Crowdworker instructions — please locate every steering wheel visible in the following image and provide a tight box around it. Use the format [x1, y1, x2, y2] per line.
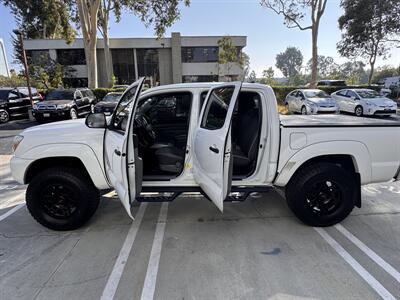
[133, 114, 156, 147]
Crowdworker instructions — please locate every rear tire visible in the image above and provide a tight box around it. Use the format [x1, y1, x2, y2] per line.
[26, 167, 100, 231]
[286, 163, 356, 227]
[0, 110, 10, 123]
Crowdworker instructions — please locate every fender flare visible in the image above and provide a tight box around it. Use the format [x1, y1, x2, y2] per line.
[22, 143, 109, 189]
[274, 141, 371, 186]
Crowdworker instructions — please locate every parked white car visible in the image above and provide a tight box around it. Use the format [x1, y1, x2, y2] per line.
[10, 79, 400, 231]
[285, 89, 339, 115]
[332, 89, 397, 117]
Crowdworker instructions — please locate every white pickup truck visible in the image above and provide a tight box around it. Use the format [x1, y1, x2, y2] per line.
[10, 78, 400, 230]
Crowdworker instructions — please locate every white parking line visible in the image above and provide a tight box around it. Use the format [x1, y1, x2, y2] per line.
[0, 203, 25, 222]
[314, 228, 396, 300]
[101, 203, 148, 300]
[335, 224, 400, 283]
[140, 202, 169, 300]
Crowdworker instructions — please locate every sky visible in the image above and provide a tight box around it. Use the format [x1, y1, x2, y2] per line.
[0, 0, 399, 77]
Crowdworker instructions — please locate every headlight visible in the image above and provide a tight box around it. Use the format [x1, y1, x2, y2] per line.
[12, 135, 24, 153]
[57, 104, 68, 109]
[306, 101, 317, 108]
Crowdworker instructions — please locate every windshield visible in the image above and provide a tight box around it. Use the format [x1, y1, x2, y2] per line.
[46, 90, 74, 101]
[304, 90, 330, 98]
[103, 94, 122, 102]
[356, 90, 380, 99]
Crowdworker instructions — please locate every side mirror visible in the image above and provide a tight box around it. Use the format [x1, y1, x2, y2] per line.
[85, 113, 106, 128]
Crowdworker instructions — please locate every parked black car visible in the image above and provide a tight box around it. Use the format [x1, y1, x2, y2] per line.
[94, 92, 123, 115]
[33, 88, 97, 122]
[0, 87, 41, 123]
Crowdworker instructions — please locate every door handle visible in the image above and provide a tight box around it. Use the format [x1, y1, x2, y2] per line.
[114, 149, 126, 157]
[209, 146, 219, 154]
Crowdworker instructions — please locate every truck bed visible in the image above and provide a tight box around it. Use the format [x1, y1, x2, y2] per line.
[280, 114, 400, 127]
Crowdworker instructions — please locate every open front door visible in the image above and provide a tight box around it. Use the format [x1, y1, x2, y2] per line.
[193, 82, 242, 211]
[104, 77, 145, 218]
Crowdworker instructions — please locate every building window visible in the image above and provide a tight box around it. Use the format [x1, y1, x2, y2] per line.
[26, 50, 51, 65]
[182, 47, 219, 63]
[63, 77, 88, 88]
[111, 49, 136, 85]
[182, 75, 219, 83]
[57, 49, 86, 65]
[137, 49, 160, 87]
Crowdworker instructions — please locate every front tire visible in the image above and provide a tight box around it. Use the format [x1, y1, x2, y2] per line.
[286, 163, 356, 227]
[26, 167, 100, 231]
[70, 107, 78, 119]
[355, 106, 363, 117]
[301, 106, 307, 115]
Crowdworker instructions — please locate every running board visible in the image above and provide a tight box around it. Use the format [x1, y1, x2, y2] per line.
[136, 186, 271, 203]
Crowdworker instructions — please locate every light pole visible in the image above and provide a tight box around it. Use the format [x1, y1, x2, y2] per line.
[13, 29, 34, 120]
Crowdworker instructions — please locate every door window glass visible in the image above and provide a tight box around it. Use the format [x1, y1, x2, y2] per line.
[111, 86, 139, 133]
[201, 86, 234, 130]
[346, 90, 357, 98]
[8, 91, 20, 100]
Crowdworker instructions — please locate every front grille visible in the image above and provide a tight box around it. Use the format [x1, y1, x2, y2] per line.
[37, 104, 56, 110]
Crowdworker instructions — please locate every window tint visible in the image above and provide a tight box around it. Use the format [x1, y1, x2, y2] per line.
[111, 86, 139, 133]
[138, 92, 192, 125]
[336, 90, 347, 97]
[201, 86, 234, 130]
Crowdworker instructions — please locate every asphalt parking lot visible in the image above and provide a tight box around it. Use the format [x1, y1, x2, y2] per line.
[1, 118, 400, 300]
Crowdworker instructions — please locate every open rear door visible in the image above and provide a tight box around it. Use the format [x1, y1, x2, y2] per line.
[193, 82, 242, 211]
[104, 77, 145, 218]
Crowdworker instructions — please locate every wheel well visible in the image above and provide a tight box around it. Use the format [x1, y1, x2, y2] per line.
[297, 155, 357, 174]
[25, 157, 93, 185]
[292, 154, 361, 208]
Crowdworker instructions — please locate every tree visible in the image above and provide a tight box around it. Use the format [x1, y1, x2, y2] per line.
[2, 0, 76, 66]
[218, 36, 247, 81]
[372, 65, 400, 84]
[306, 55, 339, 79]
[2, 0, 76, 42]
[27, 52, 75, 89]
[76, 0, 101, 89]
[275, 46, 303, 83]
[336, 61, 368, 85]
[261, 67, 276, 85]
[248, 70, 257, 82]
[241, 52, 250, 79]
[337, 0, 400, 84]
[97, 0, 190, 87]
[261, 0, 327, 88]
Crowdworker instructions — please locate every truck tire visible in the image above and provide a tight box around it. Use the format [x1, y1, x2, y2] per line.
[285, 163, 356, 227]
[26, 167, 100, 231]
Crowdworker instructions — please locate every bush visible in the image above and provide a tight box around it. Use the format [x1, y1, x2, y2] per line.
[271, 85, 381, 104]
